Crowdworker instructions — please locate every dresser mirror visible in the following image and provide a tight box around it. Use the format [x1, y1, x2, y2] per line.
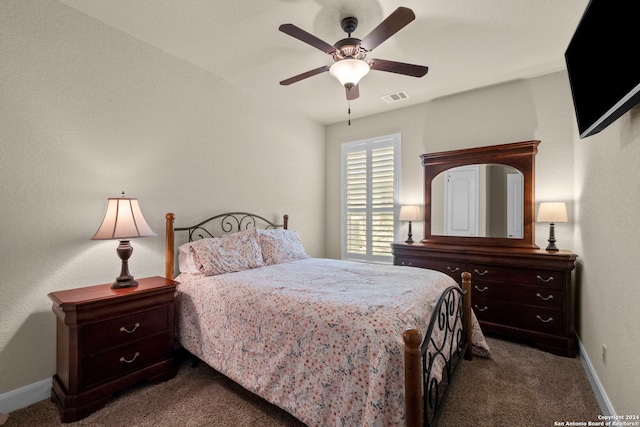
[421, 141, 540, 248]
[431, 164, 524, 238]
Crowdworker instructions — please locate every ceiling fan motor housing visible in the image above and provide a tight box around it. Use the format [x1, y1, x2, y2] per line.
[332, 38, 366, 61]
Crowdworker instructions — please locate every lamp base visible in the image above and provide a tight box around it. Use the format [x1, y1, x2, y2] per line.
[545, 242, 559, 251]
[112, 240, 139, 288]
[545, 222, 559, 251]
[405, 220, 415, 243]
[112, 277, 138, 289]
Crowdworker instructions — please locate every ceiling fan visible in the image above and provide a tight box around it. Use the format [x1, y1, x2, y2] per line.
[279, 7, 429, 101]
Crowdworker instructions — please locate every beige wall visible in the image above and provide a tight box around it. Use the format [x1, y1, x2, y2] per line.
[573, 107, 640, 415]
[326, 72, 640, 414]
[326, 74, 575, 258]
[0, 1, 325, 394]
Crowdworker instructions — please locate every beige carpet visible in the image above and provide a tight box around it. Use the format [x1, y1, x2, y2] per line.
[438, 336, 601, 426]
[5, 336, 600, 426]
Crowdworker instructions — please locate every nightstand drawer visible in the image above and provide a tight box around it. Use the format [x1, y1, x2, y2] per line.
[81, 306, 170, 355]
[82, 333, 171, 387]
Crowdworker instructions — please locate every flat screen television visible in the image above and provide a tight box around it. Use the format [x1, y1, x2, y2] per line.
[565, 0, 640, 139]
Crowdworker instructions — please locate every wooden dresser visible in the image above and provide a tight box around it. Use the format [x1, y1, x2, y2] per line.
[401, 141, 578, 357]
[392, 243, 577, 357]
[48, 276, 178, 422]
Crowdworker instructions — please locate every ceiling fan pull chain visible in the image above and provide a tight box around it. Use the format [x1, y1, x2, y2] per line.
[348, 101, 351, 126]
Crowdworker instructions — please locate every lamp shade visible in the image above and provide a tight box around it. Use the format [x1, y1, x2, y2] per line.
[329, 59, 370, 88]
[537, 202, 568, 223]
[92, 197, 156, 240]
[399, 205, 422, 221]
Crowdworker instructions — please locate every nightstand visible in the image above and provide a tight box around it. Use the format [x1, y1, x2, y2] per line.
[48, 276, 178, 422]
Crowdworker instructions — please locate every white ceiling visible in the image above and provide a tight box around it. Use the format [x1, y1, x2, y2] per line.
[58, 0, 589, 125]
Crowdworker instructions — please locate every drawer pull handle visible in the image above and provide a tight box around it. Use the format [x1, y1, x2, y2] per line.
[120, 352, 140, 364]
[475, 286, 489, 292]
[536, 315, 554, 323]
[447, 266, 460, 273]
[474, 305, 488, 312]
[536, 275, 554, 283]
[474, 269, 488, 276]
[536, 293, 554, 301]
[120, 323, 140, 334]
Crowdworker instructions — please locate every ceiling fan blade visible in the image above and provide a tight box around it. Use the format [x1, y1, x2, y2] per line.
[280, 65, 331, 86]
[359, 7, 416, 52]
[346, 84, 360, 100]
[279, 24, 337, 54]
[369, 59, 429, 77]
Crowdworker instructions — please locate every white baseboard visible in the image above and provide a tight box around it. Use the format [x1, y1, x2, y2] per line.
[0, 378, 51, 414]
[577, 336, 616, 416]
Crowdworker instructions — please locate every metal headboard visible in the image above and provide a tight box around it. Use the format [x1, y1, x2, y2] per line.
[177, 212, 288, 242]
[165, 212, 289, 279]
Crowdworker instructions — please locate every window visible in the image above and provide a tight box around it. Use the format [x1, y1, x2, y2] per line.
[341, 133, 401, 263]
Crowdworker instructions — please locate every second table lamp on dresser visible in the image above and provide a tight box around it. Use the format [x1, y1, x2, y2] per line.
[399, 205, 421, 243]
[92, 192, 156, 288]
[537, 202, 568, 251]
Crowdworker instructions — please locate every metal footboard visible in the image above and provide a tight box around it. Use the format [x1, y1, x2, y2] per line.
[404, 271, 472, 427]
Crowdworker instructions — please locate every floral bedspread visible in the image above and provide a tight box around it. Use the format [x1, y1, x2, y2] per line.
[175, 258, 490, 427]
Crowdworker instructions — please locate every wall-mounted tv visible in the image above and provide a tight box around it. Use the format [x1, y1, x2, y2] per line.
[565, 0, 640, 139]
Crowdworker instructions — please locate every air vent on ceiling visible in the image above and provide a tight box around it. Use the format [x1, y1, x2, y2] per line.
[381, 90, 409, 104]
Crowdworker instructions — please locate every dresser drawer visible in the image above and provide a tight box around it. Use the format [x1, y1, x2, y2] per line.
[468, 264, 564, 288]
[471, 281, 564, 309]
[397, 257, 466, 280]
[473, 298, 564, 336]
[82, 333, 171, 388]
[81, 306, 170, 355]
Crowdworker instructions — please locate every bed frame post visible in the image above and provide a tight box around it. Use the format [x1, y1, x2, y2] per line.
[165, 213, 175, 280]
[462, 271, 473, 360]
[283, 214, 289, 230]
[403, 328, 422, 427]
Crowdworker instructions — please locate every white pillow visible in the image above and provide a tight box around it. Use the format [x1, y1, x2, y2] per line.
[257, 229, 309, 265]
[189, 228, 264, 276]
[178, 242, 202, 274]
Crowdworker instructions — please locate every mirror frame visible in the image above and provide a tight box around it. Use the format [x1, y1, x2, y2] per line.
[421, 140, 540, 248]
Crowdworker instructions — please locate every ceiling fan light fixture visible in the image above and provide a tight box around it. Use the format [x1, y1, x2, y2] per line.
[329, 59, 370, 88]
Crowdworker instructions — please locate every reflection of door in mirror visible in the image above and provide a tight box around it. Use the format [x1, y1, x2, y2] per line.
[432, 164, 524, 238]
[445, 166, 478, 236]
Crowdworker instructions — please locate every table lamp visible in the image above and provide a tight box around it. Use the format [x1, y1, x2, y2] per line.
[92, 193, 156, 288]
[536, 202, 567, 251]
[399, 205, 421, 243]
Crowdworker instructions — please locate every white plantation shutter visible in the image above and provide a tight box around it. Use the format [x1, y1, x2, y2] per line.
[342, 134, 400, 263]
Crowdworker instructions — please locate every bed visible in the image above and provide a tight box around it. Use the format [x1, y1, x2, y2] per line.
[164, 212, 490, 427]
